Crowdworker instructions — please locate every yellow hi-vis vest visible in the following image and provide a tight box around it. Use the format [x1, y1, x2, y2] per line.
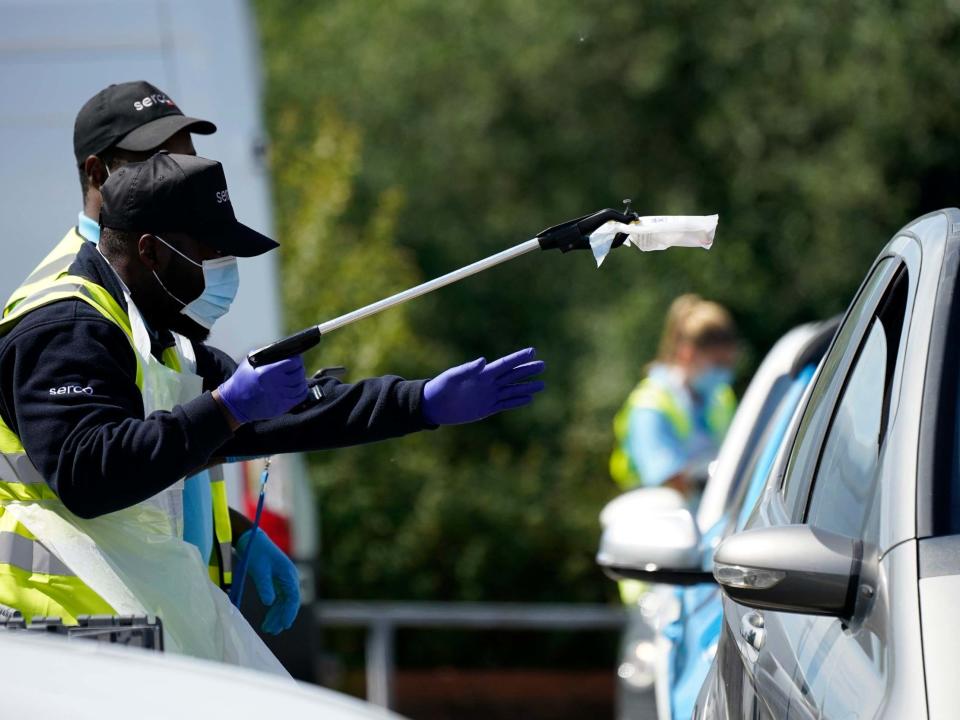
[609, 376, 736, 491]
[3, 230, 233, 590]
[610, 377, 735, 605]
[3, 227, 85, 317]
[0, 274, 231, 622]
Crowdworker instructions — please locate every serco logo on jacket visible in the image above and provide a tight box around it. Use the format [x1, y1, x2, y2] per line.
[49, 385, 94, 396]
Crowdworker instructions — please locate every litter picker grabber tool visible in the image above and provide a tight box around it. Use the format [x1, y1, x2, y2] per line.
[246, 204, 641, 370]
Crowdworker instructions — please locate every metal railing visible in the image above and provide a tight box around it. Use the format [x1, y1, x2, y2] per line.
[314, 601, 627, 709]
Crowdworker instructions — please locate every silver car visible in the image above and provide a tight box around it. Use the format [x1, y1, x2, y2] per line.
[696, 209, 960, 719]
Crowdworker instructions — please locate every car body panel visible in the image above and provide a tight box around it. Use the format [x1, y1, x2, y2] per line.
[785, 539, 923, 720]
[697, 539, 927, 719]
[918, 535, 960, 720]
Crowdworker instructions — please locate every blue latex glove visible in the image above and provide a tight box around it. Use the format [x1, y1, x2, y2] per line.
[422, 347, 545, 425]
[236, 528, 301, 635]
[217, 356, 309, 424]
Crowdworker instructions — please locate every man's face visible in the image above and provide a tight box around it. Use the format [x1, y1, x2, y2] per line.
[85, 130, 198, 206]
[137, 231, 222, 343]
[106, 129, 197, 173]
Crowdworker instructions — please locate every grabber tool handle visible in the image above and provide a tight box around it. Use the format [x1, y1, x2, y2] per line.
[247, 326, 322, 367]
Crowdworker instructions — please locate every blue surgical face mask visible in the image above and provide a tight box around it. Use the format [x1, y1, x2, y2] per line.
[78, 212, 100, 244]
[152, 236, 239, 329]
[691, 365, 733, 399]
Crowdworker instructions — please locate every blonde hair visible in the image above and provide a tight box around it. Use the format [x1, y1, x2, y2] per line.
[656, 294, 702, 362]
[657, 295, 737, 363]
[678, 300, 737, 350]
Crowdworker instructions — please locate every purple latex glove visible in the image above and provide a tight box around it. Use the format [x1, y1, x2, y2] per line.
[422, 347, 545, 425]
[217, 356, 309, 424]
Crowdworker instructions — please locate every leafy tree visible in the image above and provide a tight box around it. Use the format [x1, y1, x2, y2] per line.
[255, 0, 960, 664]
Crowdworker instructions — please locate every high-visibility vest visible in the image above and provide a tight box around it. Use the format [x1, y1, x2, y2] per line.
[610, 375, 735, 605]
[0, 273, 231, 622]
[3, 231, 233, 590]
[3, 228, 85, 317]
[208, 465, 233, 589]
[609, 375, 736, 491]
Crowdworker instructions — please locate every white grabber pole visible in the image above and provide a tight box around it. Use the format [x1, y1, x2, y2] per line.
[246, 204, 638, 370]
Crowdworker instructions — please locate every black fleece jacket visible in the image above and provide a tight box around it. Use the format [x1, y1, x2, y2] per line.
[0, 241, 431, 518]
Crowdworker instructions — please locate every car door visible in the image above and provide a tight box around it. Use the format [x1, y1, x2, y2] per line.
[785, 261, 911, 719]
[716, 254, 905, 719]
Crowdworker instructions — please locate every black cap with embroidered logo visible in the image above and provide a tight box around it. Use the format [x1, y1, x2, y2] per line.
[73, 81, 216, 165]
[99, 152, 278, 257]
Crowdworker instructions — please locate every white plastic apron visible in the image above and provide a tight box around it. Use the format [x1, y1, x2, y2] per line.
[3, 296, 287, 676]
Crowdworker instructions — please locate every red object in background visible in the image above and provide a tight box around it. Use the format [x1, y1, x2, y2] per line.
[241, 461, 293, 556]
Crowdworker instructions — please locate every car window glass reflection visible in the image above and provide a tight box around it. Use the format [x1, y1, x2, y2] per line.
[781, 259, 893, 517]
[806, 321, 886, 540]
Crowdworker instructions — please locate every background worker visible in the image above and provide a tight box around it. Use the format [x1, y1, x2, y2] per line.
[610, 294, 738, 502]
[0, 152, 546, 670]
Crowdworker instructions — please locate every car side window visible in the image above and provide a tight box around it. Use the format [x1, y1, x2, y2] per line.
[805, 269, 908, 543]
[780, 258, 895, 518]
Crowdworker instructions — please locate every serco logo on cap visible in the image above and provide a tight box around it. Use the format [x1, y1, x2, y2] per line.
[133, 93, 177, 112]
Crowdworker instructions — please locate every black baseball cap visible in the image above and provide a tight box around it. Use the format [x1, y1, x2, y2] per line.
[100, 152, 278, 257]
[73, 81, 216, 165]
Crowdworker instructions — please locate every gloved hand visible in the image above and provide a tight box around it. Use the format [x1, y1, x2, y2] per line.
[236, 528, 301, 635]
[422, 347, 545, 425]
[217, 356, 309, 424]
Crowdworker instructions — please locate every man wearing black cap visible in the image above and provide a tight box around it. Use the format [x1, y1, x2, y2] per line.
[74, 80, 215, 224]
[0, 152, 545, 669]
[5, 80, 215, 315]
[0, 81, 261, 625]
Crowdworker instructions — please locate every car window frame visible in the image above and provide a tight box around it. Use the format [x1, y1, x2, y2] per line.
[920, 221, 960, 538]
[777, 256, 903, 523]
[801, 268, 909, 540]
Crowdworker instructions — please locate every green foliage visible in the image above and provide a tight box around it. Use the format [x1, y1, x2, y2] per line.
[255, 0, 960, 662]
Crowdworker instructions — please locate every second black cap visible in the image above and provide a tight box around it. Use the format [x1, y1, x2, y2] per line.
[100, 152, 278, 258]
[73, 81, 216, 165]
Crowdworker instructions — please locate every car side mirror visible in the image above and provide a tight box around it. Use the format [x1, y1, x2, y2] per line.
[599, 486, 687, 528]
[597, 506, 713, 586]
[713, 525, 861, 618]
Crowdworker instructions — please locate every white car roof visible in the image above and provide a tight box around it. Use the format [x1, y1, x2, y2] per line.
[0, 632, 407, 720]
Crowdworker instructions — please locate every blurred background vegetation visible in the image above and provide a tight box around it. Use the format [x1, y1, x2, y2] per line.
[253, 0, 960, 665]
